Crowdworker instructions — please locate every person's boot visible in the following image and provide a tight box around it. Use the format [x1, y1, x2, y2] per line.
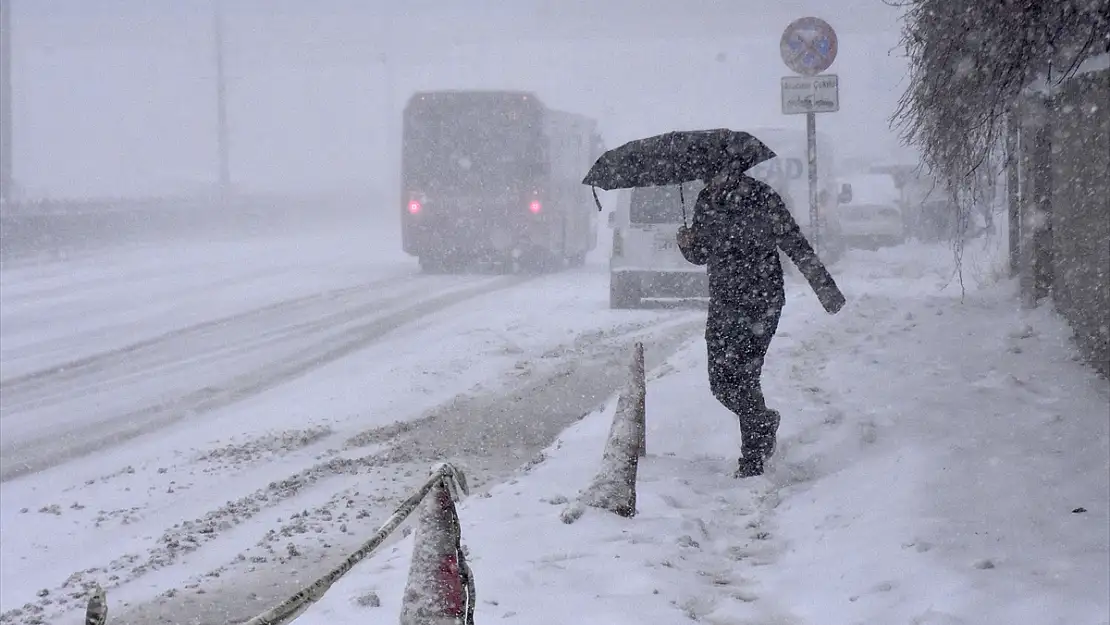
[764, 409, 781, 459]
[734, 452, 765, 478]
[735, 409, 780, 479]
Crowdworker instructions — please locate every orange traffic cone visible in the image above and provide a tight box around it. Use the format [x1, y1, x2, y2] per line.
[399, 474, 474, 625]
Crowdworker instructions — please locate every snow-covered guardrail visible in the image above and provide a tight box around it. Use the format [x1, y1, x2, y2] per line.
[82, 462, 475, 625]
[80, 341, 648, 624]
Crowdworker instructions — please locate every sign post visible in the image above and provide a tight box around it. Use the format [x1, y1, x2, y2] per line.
[779, 17, 839, 253]
[213, 0, 231, 198]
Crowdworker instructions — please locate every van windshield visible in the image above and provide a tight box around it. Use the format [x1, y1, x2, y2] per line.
[629, 182, 705, 224]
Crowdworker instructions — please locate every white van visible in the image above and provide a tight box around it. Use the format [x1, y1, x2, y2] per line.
[608, 182, 707, 308]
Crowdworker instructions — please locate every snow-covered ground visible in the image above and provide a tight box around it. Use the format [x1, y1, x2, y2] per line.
[1, 225, 1106, 625]
[0, 229, 409, 380]
[0, 222, 705, 624]
[297, 241, 1109, 625]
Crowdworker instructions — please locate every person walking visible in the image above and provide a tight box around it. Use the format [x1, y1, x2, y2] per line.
[677, 165, 845, 478]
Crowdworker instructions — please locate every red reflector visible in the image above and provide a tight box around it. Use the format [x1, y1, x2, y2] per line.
[408, 200, 421, 215]
[528, 200, 542, 214]
[436, 551, 466, 614]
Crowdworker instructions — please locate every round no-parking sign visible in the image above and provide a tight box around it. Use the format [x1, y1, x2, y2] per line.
[780, 17, 838, 76]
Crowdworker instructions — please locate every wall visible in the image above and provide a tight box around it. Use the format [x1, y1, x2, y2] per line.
[1012, 64, 1110, 377]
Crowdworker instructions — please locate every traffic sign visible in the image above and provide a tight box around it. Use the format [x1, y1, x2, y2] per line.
[780, 17, 838, 76]
[781, 74, 840, 114]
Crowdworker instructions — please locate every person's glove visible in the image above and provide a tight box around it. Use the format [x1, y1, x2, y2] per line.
[816, 282, 846, 315]
[676, 226, 694, 249]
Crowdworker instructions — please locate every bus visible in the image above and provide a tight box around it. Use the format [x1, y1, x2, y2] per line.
[400, 90, 602, 273]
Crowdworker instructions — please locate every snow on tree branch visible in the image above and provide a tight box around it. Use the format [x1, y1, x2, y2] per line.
[890, 0, 1108, 187]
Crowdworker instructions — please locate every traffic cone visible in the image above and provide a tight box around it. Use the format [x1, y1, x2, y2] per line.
[399, 473, 473, 625]
[565, 342, 647, 522]
[85, 584, 107, 625]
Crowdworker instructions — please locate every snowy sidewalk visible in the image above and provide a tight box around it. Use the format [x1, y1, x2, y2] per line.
[299, 245, 1109, 625]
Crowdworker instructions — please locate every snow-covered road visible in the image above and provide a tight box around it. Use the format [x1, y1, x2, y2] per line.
[1, 271, 537, 480]
[0, 224, 705, 624]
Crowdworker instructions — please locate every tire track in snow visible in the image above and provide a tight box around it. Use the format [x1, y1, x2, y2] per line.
[363, 315, 705, 473]
[0, 271, 420, 392]
[1, 258, 316, 312]
[0, 275, 439, 414]
[0, 274, 534, 482]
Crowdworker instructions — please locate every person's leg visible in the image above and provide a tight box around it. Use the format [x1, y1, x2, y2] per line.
[737, 303, 783, 465]
[706, 307, 758, 417]
[732, 304, 785, 479]
[706, 305, 777, 476]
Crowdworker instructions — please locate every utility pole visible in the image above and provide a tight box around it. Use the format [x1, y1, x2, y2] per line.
[213, 0, 230, 197]
[379, 7, 398, 214]
[1, 0, 13, 201]
[380, 50, 396, 210]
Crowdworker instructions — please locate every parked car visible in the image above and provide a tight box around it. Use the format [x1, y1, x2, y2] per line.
[835, 174, 906, 249]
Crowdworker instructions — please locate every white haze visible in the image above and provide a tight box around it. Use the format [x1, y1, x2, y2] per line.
[8, 0, 916, 200]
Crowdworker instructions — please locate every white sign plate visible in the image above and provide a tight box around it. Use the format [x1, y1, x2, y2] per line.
[781, 74, 840, 115]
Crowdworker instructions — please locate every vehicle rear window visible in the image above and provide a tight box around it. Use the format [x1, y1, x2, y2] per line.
[403, 97, 543, 193]
[629, 182, 705, 224]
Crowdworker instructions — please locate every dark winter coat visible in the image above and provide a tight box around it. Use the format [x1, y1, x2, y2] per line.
[678, 174, 843, 312]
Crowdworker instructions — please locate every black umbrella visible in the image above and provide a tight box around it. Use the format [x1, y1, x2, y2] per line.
[583, 128, 776, 189]
[581, 129, 777, 223]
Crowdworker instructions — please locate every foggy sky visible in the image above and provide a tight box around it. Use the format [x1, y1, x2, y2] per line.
[5, 1, 914, 199]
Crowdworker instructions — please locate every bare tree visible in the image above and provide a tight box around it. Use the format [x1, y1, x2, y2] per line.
[889, 0, 1108, 292]
[893, 0, 1106, 185]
